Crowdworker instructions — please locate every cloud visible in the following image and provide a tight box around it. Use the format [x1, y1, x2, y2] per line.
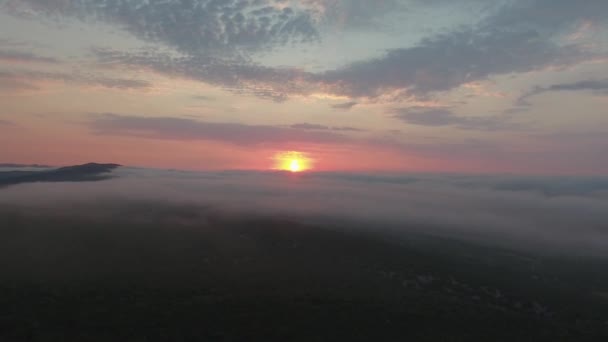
[0, 71, 40, 93]
[542, 80, 608, 92]
[331, 101, 358, 110]
[0, 163, 119, 187]
[518, 79, 608, 106]
[91, 25, 590, 102]
[331, 126, 363, 132]
[8, 0, 606, 103]
[290, 123, 330, 130]
[9, 0, 319, 58]
[289, 122, 363, 131]
[76, 0, 607, 103]
[393, 107, 518, 131]
[89, 113, 351, 146]
[487, 0, 608, 33]
[0, 38, 26, 47]
[1, 167, 608, 255]
[192, 95, 215, 101]
[0, 69, 151, 91]
[0, 50, 60, 64]
[0, 119, 16, 126]
[491, 177, 608, 197]
[299, 0, 404, 28]
[319, 28, 585, 99]
[82, 113, 608, 174]
[92, 47, 308, 101]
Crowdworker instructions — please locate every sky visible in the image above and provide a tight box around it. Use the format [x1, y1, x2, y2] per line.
[1, 0, 607, 174]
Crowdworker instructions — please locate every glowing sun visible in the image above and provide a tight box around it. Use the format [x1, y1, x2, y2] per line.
[273, 151, 312, 172]
[289, 159, 301, 172]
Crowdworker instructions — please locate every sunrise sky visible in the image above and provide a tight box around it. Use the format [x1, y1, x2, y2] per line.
[1, 0, 607, 174]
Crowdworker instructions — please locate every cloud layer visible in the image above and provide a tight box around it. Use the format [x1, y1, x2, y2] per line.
[1, 166, 608, 256]
[0, 49, 60, 64]
[9, 0, 319, 57]
[89, 18, 595, 102]
[518, 79, 608, 106]
[394, 107, 518, 131]
[90, 113, 352, 145]
[0, 69, 151, 92]
[9, 0, 605, 102]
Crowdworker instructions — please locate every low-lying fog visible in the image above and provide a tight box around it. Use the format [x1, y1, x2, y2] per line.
[1, 166, 608, 256]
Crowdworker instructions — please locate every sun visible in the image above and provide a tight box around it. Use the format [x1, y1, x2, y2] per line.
[273, 151, 312, 172]
[289, 159, 301, 172]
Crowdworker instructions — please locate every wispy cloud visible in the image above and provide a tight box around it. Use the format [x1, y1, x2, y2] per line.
[299, 0, 404, 28]
[518, 79, 608, 106]
[0, 71, 40, 93]
[90, 26, 590, 102]
[319, 28, 586, 100]
[487, 0, 608, 31]
[0, 50, 60, 64]
[13, 0, 603, 103]
[191, 95, 215, 101]
[0, 69, 151, 92]
[393, 107, 518, 131]
[92, 47, 306, 101]
[289, 122, 364, 131]
[89, 113, 352, 146]
[331, 101, 358, 111]
[9, 0, 319, 58]
[6, 0, 607, 104]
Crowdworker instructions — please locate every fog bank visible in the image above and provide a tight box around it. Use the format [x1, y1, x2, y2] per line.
[1, 166, 608, 255]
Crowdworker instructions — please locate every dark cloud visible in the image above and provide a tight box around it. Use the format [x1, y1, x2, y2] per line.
[487, 0, 608, 33]
[92, 47, 306, 101]
[331, 101, 358, 110]
[518, 79, 608, 106]
[81, 0, 605, 102]
[290, 123, 329, 130]
[10, 0, 606, 102]
[11, 0, 319, 58]
[0, 163, 119, 188]
[301, 0, 404, 29]
[393, 107, 518, 131]
[278, 0, 607, 101]
[90, 113, 350, 145]
[0, 119, 15, 126]
[91, 26, 589, 102]
[543, 80, 608, 92]
[319, 28, 584, 99]
[0, 50, 60, 64]
[332, 126, 364, 132]
[290, 122, 363, 131]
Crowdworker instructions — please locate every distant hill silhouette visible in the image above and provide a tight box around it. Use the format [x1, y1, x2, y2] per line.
[0, 163, 120, 187]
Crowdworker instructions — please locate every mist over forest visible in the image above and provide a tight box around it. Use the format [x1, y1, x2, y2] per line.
[1, 165, 608, 340]
[3, 165, 608, 255]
